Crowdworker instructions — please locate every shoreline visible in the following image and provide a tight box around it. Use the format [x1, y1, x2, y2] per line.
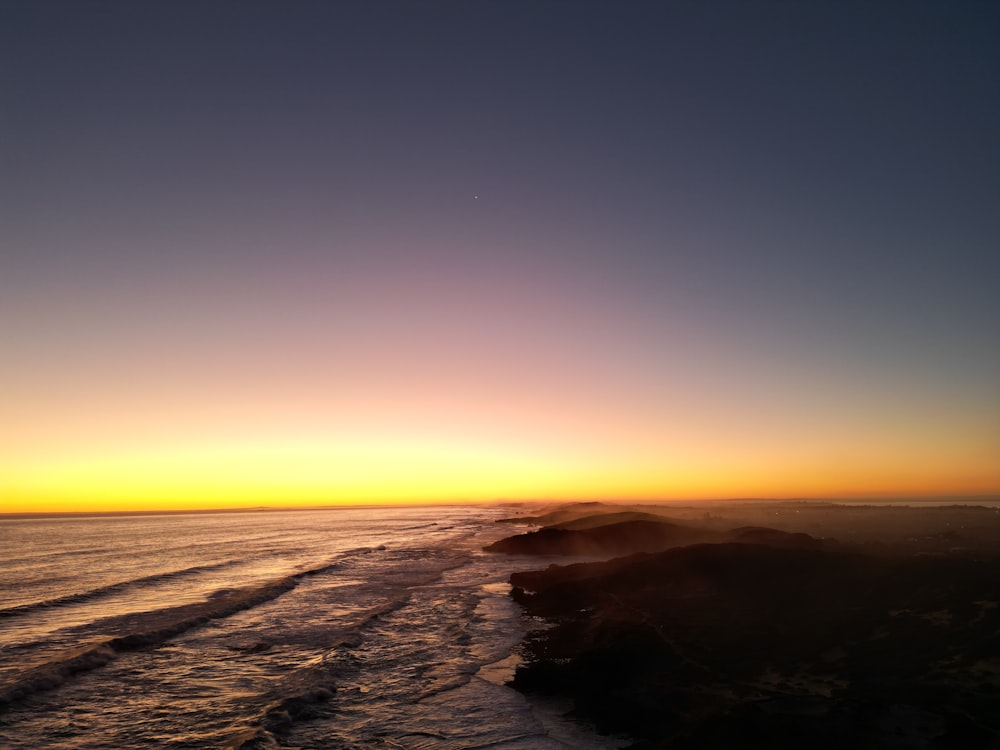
[492, 502, 1000, 748]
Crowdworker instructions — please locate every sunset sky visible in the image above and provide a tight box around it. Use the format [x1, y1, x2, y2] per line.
[3, 1, 999, 512]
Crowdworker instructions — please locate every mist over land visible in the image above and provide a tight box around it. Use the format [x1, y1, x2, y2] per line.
[489, 500, 1000, 748]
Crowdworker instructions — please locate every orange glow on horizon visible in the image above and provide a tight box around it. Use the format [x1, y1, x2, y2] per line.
[4, 426, 997, 514]
[4, 263, 997, 515]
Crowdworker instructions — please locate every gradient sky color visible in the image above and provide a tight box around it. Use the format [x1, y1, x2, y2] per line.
[3, 1, 999, 512]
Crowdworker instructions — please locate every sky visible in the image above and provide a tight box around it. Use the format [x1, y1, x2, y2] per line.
[2, 1, 999, 512]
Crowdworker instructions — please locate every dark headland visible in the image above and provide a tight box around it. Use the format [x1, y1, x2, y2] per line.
[487, 501, 1000, 749]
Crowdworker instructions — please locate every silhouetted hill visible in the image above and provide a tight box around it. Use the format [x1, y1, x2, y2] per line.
[495, 502, 636, 527]
[487, 514, 831, 557]
[497, 500, 1000, 556]
[549, 511, 689, 530]
[509, 543, 1000, 748]
[722, 526, 826, 550]
[484, 519, 716, 556]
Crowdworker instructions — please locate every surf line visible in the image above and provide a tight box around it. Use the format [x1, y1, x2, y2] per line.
[0, 560, 242, 620]
[0, 553, 374, 712]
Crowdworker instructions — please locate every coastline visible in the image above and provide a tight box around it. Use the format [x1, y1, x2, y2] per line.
[491, 501, 1000, 749]
[1, 504, 638, 750]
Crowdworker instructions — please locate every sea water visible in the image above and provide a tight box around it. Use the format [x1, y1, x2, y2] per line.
[0, 506, 626, 749]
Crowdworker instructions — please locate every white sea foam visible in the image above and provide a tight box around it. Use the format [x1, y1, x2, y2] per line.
[0, 506, 619, 749]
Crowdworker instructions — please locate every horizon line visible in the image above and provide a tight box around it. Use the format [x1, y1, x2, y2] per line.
[3, 493, 999, 519]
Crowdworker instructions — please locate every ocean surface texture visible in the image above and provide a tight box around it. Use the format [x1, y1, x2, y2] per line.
[0, 507, 622, 749]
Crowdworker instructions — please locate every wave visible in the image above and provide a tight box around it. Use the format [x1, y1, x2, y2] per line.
[0, 530, 300, 583]
[0, 560, 243, 619]
[0, 550, 383, 712]
[226, 594, 416, 750]
[224, 551, 480, 749]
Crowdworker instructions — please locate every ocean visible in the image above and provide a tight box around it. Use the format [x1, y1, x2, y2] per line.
[0, 506, 625, 749]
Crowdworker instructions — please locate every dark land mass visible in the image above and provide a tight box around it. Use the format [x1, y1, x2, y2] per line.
[497, 500, 1000, 556]
[486, 519, 716, 556]
[496, 502, 659, 528]
[493, 503, 1000, 749]
[485, 517, 826, 557]
[551, 511, 690, 531]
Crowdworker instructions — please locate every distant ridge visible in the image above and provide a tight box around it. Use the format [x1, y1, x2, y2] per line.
[485, 513, 829, 557]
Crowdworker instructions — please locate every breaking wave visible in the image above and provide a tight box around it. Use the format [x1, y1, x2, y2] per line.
[0, 549, 386, 711]
[0, 506, 622, 749]
[0, 560, 242, 619]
